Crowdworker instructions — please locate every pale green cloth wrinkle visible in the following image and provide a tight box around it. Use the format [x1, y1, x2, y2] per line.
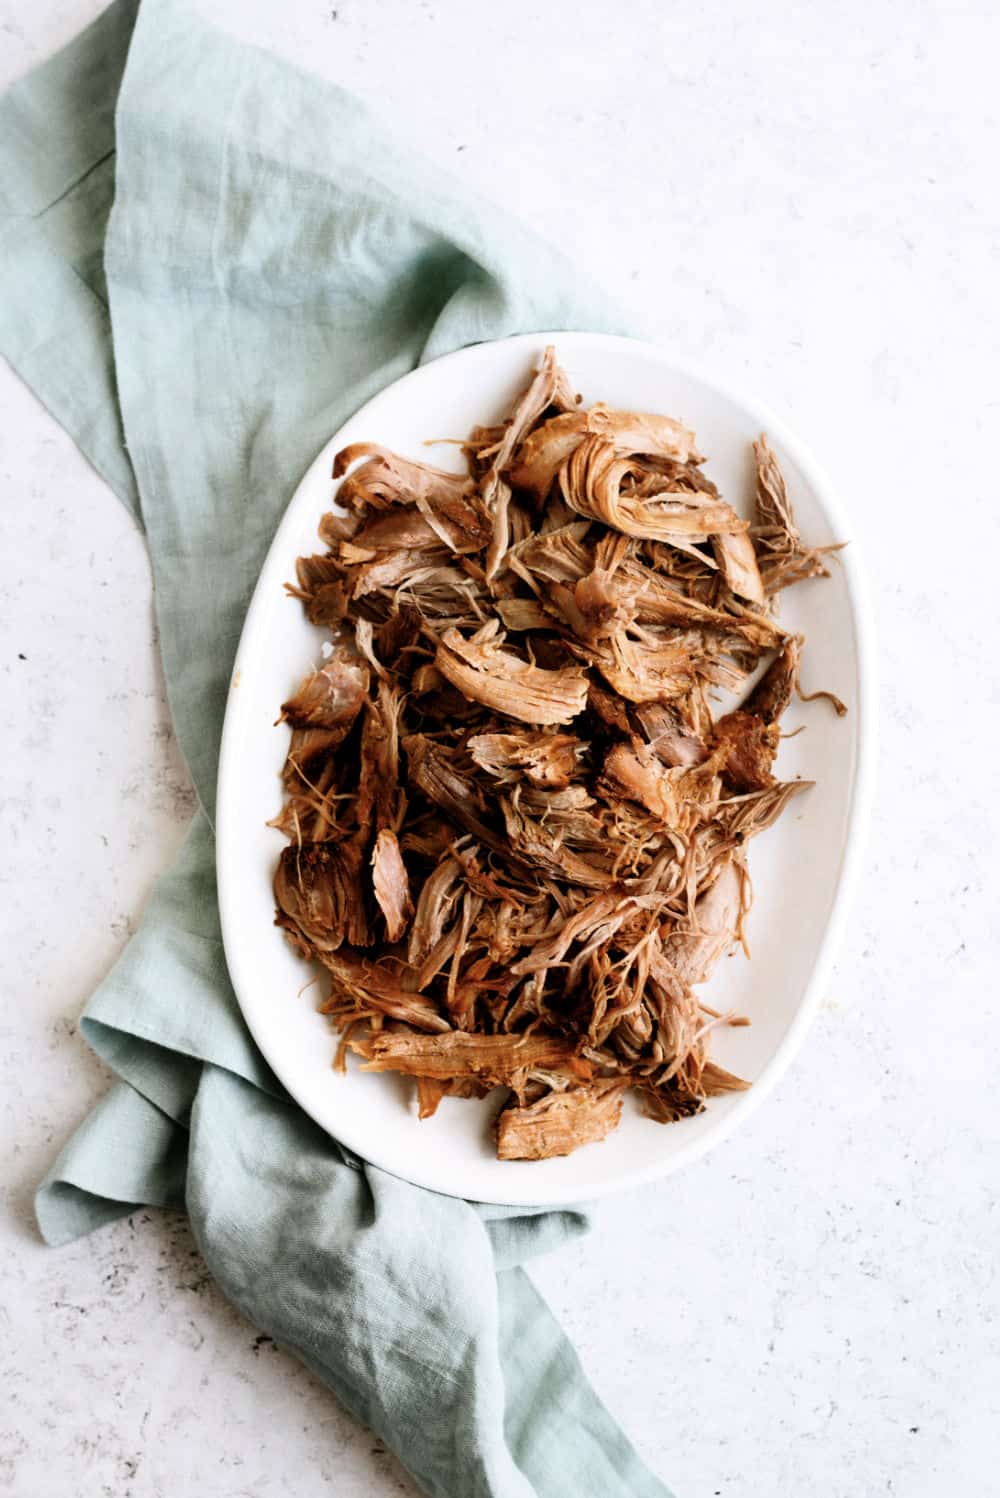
[1, 3, 674, 1494]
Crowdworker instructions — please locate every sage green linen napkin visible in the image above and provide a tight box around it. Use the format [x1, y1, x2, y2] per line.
[1, 2, 676, 1494]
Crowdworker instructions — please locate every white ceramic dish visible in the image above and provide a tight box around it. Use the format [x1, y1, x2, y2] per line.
[216, 331, 874, 1206]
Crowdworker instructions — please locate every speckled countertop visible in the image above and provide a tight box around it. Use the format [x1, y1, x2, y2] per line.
[2, 2, 998, 1495]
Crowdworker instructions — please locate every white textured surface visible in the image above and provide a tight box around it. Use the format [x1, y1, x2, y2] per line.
[1, 2, 998, 1496]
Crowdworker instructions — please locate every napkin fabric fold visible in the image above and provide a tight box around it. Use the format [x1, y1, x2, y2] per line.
[1, 4, 673, 1494]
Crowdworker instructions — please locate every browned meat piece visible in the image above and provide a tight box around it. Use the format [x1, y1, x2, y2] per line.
[467, 730, 583, 789]
[415, 1075, 447, 1118]
[272, 348, 842, 1159]
[632, 702, 705, 767]
[506, 410, 590, 498]
[752, 434, 840, 593]
[614, 555, 781, 648]
[334, 443, 490, 557]
[435, 622, 589, 725]
[407, 855, 463, 967]
[571, 563, 638, 640]
[370, 829, 413, 943]
[286, 554, 349, 626]
[581, 632, 701, 704]
[713, 710, 779, 793]
[745, 636, 801, 724]
[495, 597, 553, 632]
[560, 435, 748, 552]
[374, 604, 423, 668]
[351, 1029, 592, 1087]
[601, 474, 731, 555]
[666, 858, 743, 985]
[496, 1081, 627, 1160]
[509, 403, 700, 500]
[753, 434, 797, 535]
[334, 442, 477, 516]
[507, 522, 593, 587]
[274, 840, 370, 953]
[318, 510, 362, 547]
[355, 682, 404, 834]
[713, 529, 765, 605]
[640, 1056, 750, 1121]
[279, 655, 368, 733]
[598, 742, 683, 826]
[343, 509, 443, 554]
[319, 949, 449, 1033]
[501, 797, 613, 890]
[283, 725, 348, 781]
[403, 735, 499, 850]
[350, 545, 453, 599]
[639, 1083, 706, 1124]
[699, 1059, 753, 1097]
[480, 345, 580, 578]
[415, 1075, 491, 1119]
[586, 405, 702, 463]
[587, 679, 633, 735]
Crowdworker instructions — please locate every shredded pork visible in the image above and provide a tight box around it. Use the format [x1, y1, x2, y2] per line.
[272, 348, 844, 1160]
